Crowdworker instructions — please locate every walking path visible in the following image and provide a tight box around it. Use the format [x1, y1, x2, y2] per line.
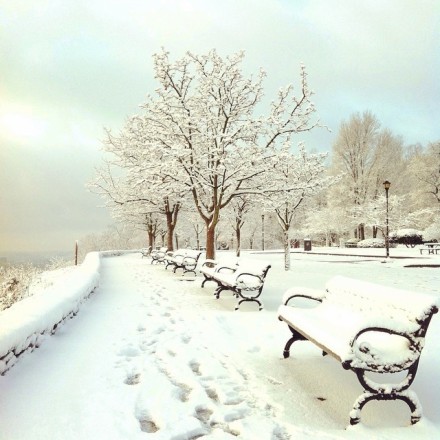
[1, 252, 439, 439]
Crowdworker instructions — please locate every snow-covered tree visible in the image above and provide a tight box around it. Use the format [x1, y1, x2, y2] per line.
[130, 49, 321, 259]
[263, 144, 337, 270]
[407, 141, 440, 206]
[330, 111, 405, 239]
[91, 123, 186, 252]
[304, 205, 349, 246]
[351, 194, 435, 240]
[223, 196, 254, 257]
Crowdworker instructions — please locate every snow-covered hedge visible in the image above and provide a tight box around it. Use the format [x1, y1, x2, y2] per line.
[357, 238, 386, 248]
[0, 252, 102, 375]
[344, 238, 360, 248]
[390, 229, 423, 247]
[0, 263, 42, 312]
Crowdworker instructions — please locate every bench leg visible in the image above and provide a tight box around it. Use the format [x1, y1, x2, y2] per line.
[182, 268, 196, 276]
[350, 390, 421, 426]
[201, 276, 219, 288]
[235, 288, 262, 310]
[234, 297, 263, 311]
[214, 286, 226, 299]
[282, 327, 307, 358]
[350, 365, 421, 425]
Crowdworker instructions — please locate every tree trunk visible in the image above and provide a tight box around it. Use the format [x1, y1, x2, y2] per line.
[148, 231, 155, 248]
[166, 212, 175, 251]
[283, 228, 291, 271]
[236, 226, 241, 257]
[358, 224, 365, 241]
[206, 224, 216, 260]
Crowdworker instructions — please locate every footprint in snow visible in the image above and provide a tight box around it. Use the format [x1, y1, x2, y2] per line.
[118, 346, 140, 357]
[153, 326, 166, 335]
[125, 371, 141, 385]
[195, 406, 213, 424]
[139, 418, 160, 433]
[204, 387, 219, 402]
[189, 360, 201, 376]
[181, 334, 192, 344]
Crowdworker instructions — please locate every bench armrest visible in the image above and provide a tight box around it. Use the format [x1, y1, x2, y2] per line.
[235, 272, 263, 290]
[282, 287, 326, 306]
[201, 259, 217, 269]
[217, 265, 238, 273]
[346, 326, 421, 372]
[182, 255, 198, 266]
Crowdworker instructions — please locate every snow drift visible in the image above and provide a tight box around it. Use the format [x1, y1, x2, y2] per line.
[0, 251, 104, 374]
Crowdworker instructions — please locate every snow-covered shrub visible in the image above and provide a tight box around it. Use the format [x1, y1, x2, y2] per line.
[0, 257, 73, 312]
[45, 256, 74, 271]
[390, 229, 423, 247]
[0, 264, 42, 312]
[358, 238, 386, 248]
[344, 238, 360, 248]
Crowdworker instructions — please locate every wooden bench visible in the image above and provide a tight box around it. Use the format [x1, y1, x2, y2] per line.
[150, 247, 168, 264]
[277, 275, 438, 426]
[164, 249, 202, 275]
[200, 258, 271, 310]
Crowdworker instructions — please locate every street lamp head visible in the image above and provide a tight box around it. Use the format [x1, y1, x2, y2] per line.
[383, 180, 391, 190]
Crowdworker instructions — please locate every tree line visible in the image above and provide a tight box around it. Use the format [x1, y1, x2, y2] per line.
[89, 49, 439, 270]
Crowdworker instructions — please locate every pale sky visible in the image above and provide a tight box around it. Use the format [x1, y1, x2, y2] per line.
[1, 0, 439, 256]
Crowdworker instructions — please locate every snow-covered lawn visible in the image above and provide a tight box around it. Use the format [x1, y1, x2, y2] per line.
[0, 248, 439, 439]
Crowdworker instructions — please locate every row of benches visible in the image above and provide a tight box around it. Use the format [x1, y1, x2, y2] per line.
[141, 248, 439, 427]
[143, 247, 271, 311]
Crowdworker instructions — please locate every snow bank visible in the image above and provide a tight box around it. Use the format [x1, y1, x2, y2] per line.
[0, 251, 104, 374]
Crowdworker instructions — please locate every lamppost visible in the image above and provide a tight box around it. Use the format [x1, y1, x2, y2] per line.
[383, 180, 391, 258]
[261, 214, 265, 251]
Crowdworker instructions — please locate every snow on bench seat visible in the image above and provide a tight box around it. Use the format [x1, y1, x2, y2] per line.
[164, 249, 202, 275]
[150, 247, 168, 264]
[278, 275, 439, 426]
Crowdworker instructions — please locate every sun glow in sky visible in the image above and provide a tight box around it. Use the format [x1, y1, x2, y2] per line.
[0, 109, 47, 143]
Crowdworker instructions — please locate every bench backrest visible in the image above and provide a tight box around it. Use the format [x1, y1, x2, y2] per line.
[324, 276, 439, 335]
[236, 259, 271, 277]
[184, 249, 202, 259]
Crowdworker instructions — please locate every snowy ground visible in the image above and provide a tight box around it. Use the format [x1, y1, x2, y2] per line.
[0, 247, 439, 439]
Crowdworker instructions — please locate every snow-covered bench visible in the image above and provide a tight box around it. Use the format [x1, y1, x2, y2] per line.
[164, 249, 202, 275]
[150, 247, 168, 264]
[277, 275, 439, 426]
[200, 258, 271, 310]
[141, 246, 152, 258]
